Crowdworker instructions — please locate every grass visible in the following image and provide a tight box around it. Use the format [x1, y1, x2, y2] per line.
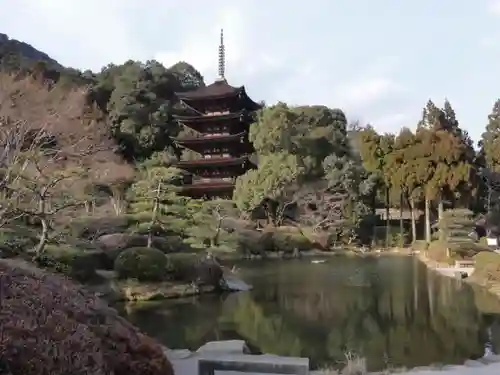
[317, 353, 367, 375]
[315, 352, 411, 375]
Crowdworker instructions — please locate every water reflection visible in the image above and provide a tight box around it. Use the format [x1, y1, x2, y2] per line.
[117, 256, 500, 372]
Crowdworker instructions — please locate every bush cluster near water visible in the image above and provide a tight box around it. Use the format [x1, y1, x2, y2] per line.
[471, 252, 500, 283]
[114, 247, 168, 281]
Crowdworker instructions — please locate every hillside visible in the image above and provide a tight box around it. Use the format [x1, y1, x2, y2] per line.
[0, 32, 207, 159]
[0, 33, 62, 71]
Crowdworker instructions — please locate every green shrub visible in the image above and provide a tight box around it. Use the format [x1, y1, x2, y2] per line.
[237, 230, 315, 255]
[427, 241, 454, 264]
[0, 226, 38, 256]
[373, 226, 409, 247]
[36, 245, 102, 282]
[235, 230, 267, 257]
[152, 236, 193, 253]
[67, 216, 133, 239]
[166, 253, 199, 281]
[114, 247, 168, 281]
[272, 231, 314, 253]
[412, 240, 429, 251]
[472, 251, 500, 283]
[426, 240, 488, 264]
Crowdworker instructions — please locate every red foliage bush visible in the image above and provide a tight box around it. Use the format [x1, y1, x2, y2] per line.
[0, 259, 174, 375]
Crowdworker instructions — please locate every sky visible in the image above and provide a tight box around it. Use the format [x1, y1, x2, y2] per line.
[1, 0, 500, 143]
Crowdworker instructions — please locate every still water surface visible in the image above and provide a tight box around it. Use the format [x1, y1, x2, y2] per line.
[119, 256, 500, 371]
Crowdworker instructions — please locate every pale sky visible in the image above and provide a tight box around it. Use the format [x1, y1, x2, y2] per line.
[1, 0, 500, 142]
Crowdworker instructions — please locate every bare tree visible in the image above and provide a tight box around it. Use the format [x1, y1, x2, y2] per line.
[0, 117, 113, 259]
[93, 162, 135, 216]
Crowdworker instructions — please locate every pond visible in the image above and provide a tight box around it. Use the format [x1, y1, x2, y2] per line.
[117, 256, 500, 372]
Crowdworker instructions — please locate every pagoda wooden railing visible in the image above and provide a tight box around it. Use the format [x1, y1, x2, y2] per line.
[204, 110, 230, 116]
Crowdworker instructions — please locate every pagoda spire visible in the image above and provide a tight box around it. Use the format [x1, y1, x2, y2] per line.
[217, 28, 225, 80]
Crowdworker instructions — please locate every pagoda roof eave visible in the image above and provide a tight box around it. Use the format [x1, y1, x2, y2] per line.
[181, 182, 235, 191]
[175, 79, 243, 100]
[175, 80, 262, 111]
[175, 156, 249, 168]
[173, 132, 247, 145]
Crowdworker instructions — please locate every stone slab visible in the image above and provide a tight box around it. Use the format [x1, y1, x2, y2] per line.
[197, 340, 251, 354]
[198, 353, 309, 375]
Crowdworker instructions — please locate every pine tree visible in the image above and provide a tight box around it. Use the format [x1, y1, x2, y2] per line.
[128, 166, 184, 245]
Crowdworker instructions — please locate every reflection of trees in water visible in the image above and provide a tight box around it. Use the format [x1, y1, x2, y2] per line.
[118, 258, 500, 372]
[221, 258, 500, 371]
[118, 294, 231, 350]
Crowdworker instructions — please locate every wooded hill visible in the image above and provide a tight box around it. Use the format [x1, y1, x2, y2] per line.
[2, 33, 500, 257]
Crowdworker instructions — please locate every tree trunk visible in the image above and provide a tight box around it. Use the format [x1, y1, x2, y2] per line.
[399, 191, 404, 247]
[385, 185, 390, 247]
[212, 218, 222, 247]
[372, 189, 377, 247]
[147, 230, 153, 248]
[409, 197, 417, 243]
[148, 183, 161, 249]
[111, 197, 122, 215]
[438, 197, 445, 242]
[33, 217, 48, 259]
[425, 198, 431, 244]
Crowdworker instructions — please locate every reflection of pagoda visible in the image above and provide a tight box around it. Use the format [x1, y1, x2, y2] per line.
[173, 29, 261, 199]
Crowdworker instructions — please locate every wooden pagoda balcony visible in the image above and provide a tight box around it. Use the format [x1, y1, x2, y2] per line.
[182, 175, 236, 185]
[180, 176, 236, 199]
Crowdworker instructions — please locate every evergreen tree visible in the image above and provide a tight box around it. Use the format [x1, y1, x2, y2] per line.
[357, 126, 394, 245]
[481, 99, 500, 173]
[414, 100, 477, 242]
[128, 166, 184, 245]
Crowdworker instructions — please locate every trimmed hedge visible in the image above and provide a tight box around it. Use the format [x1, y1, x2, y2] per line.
[166, 253, 200, 281]
[236, 229, 316, 256]
[114, 247, 168, 281]
[0, 258, 173, 375]
[272, 231, 314, 252]
[37, 245, 103, 282]
[67, 215, 133, 239]
[471, 251, 500, 283]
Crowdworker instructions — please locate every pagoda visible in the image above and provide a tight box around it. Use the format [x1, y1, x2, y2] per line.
[173, 29, 261, 199]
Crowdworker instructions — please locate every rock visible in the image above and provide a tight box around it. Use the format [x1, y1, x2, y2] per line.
[116, 280, 215, 302]
[191, 255, 225, 290]
[164, 348, 194, 360]
[197, 340, 250, 354]
[224, 275, 252, 291]
[96, 233, 142, 251]
[464, 359, 485, 367]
